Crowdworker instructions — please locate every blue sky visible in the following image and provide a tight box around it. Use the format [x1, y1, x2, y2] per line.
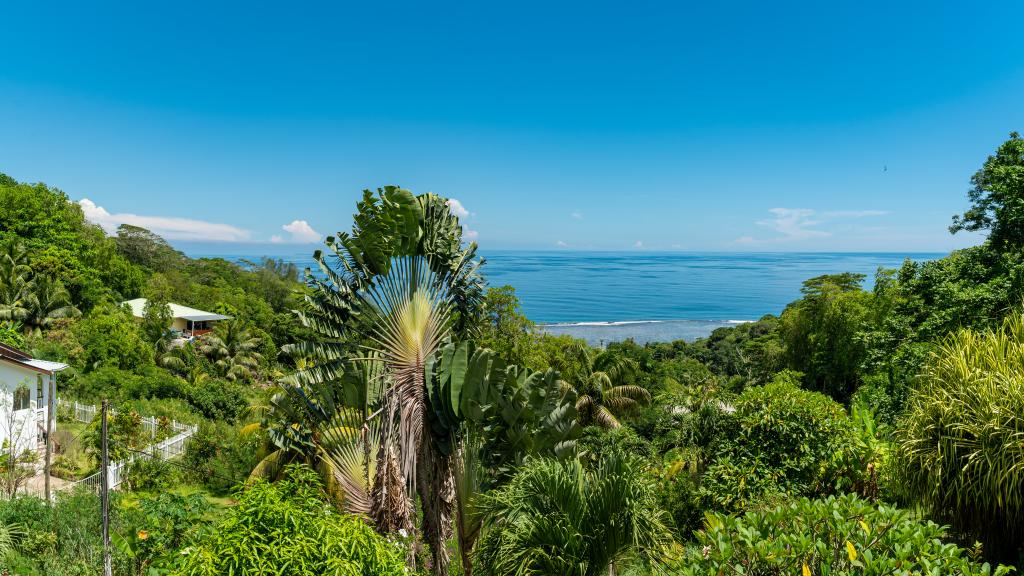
[1, 0, 1022, 253]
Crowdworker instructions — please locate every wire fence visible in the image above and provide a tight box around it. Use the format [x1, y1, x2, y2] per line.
[55, 400, 198, 494]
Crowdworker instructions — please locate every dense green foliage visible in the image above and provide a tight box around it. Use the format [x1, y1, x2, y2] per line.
[700, 377, 860, 512]
[676, 494, 1013, 575]
[2, 132, 1023, 574]
[474, 453, 670, 576]
[177, 465, 406, 576]
[895, 312, 1024, 563]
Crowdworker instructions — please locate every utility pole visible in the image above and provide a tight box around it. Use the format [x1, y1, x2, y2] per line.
[43, 375, 53, 503]
[101, 399, 112, 576]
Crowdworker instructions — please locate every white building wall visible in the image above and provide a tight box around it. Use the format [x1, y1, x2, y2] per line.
[0, 362, 45, 454]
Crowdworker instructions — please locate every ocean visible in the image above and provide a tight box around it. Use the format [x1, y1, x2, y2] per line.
[194, 250, 942, 345]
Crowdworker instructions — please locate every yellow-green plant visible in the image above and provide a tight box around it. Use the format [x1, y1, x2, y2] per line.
[895, 311, 1024, 562]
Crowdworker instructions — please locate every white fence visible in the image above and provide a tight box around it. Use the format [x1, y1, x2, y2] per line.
[56, 400, 198, 493]
[59, 400, 193, 439]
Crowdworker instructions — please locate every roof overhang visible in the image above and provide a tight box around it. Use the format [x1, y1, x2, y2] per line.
[0, 355, 69, 375]
[0, 342, 69, 375]
[179, 313, 231, 322]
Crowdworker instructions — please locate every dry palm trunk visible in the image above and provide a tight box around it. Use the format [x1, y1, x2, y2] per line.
[417, 423, 456, 576]
[371, 441, 414, 534]
[371, 399, 416, 567]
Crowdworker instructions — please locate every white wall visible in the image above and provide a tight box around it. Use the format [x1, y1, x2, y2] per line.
[0, 362, 44, 455]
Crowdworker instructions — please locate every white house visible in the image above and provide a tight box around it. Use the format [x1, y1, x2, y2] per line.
[122, 298, 231, 338]
[0, 343, 67, 456]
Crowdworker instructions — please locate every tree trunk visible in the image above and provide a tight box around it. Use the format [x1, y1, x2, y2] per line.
[371, 398, 416, 568]
[418, 430, 455, 576]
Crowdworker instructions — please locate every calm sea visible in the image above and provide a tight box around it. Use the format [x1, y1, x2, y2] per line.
[196, 250, 942, 345]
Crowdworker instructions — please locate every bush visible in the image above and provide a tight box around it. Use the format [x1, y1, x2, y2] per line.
[475, 453, 671, 576]
[852, 372, 909, 427]
[180, 421, 259, 494]
[655, 464, 703, 541]
[114, 492, 211, 574]
[125, 455, 182, 493]
[700, 378, 860, 513]
[183, 378, 248, 422]
[68, 366, 184, 403]
[673, 494, 1013, 575]
[577, 424, 654, 463]
[895, 312, 1024, 563]
[72, 304, 153, 372]
[176, 464, 406, 575]
[0, 488, 113, 575]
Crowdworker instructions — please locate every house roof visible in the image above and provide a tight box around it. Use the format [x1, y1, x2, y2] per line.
[123, 298, 232, 322]
[0, 342, 69, 375]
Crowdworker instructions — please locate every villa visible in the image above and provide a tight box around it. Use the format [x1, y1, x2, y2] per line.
[0, 343, 68, 456]
[123, 298, 232, 338]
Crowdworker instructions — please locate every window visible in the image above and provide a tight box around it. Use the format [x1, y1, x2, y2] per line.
[37, 375, 44, 403]
[13, 385, 31, 411]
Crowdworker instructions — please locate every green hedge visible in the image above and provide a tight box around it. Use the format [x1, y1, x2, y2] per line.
[674, 494, 1013, 575]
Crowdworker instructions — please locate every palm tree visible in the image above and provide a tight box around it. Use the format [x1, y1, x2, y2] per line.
[0, 241, 32, 323]
[21, 275, 79, 335]
[474, 452, 671, 576]
[286, 187, 486, 574]
[197, 319, 264, 381]
[562, 342, 651, 428]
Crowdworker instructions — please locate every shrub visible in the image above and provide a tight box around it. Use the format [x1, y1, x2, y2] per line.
[67, 366, 184, 404]
[176, 464, 406, 575]
[655, 463, 703, 541]
[673, 494, 1013, 575]
[0, 488, 114, 575]
[72, 304, 153, 372]
[180, 421, 259, 494]
[182, 378, 248, 422]
[474, 452, 671, 576]
[114, 492, 211, 574]
[125, 455, 182, 493]
[700, 378, 860, 513]
[578, 424, 654, 463]
[852, 372, 910, 427]
[895, 312, 1024, 563]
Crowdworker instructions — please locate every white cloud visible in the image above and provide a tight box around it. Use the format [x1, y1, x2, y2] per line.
[633, 240, 644, 248]
[269, 235, 284, 244]
[555, 240, 569, 248]
[444, 199, 478, 241]
[79, 198, 252, 242]
[447, 199, 470, 218]
[280, 220, 322, 243]
[570, 211, 583, 220]
[758, 208, 831, 240]
[737, 207, 889, 245]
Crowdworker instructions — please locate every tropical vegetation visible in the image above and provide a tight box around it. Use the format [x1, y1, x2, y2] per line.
[0, 132, 1022, 574]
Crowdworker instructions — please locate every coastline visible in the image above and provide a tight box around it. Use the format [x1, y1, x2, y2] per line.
[538, 318, 753, 346]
